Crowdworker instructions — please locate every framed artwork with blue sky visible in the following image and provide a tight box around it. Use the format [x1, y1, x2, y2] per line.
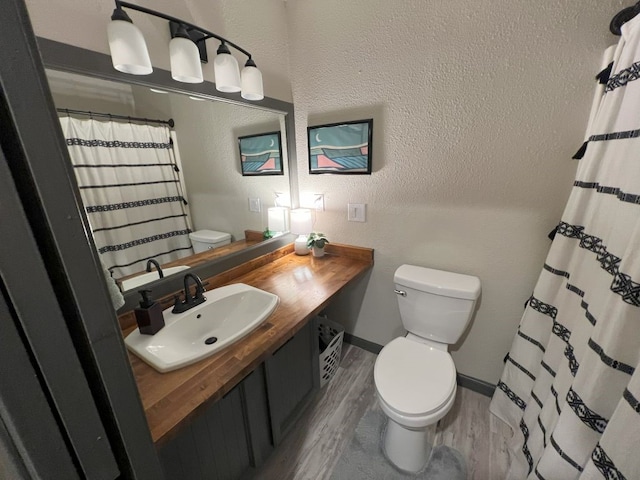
[308, 119, 373, 174]
[238, 131, 284, 176]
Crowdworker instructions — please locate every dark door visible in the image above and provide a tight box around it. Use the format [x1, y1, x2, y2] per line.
[0, 0, 164, 478]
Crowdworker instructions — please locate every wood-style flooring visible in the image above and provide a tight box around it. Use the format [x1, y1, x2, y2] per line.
[255, 344, 513, 480]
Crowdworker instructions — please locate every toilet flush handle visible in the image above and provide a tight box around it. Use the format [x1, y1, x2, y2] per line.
[394, 289, 407, 296]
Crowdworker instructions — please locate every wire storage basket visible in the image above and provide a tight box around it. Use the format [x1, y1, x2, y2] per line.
[317, 316, 344, 388]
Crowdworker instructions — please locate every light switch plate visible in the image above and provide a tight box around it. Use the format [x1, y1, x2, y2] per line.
[348, 203, 366, 222]
[249, 197, 261, 212]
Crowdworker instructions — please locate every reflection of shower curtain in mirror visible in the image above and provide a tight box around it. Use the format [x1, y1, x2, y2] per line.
[60, 117, 193, 278]
[490, 16, 640, 480]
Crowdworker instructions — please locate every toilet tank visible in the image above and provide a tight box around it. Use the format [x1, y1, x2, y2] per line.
[189, 229, 231, 253]
[394, 265, 481, 344]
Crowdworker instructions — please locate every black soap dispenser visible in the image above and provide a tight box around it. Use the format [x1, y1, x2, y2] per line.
[135, 289, 165, 335]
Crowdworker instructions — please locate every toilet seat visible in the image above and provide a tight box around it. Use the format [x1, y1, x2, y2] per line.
[375, 337, 456, 424]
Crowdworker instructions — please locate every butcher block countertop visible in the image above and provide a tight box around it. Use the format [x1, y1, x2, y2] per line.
[119, 243, 373, 445]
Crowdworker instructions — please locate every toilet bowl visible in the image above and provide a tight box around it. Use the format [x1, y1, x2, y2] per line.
[374, 265, 481, 472]
[374, 337, 457, 472]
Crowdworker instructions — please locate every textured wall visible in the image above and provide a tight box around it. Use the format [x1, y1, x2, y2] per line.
[25, 0, 292, 101]
[285, 0, 625, 383]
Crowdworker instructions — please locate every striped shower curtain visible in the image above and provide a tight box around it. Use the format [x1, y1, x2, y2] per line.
[60, 117, 193, 278]
[489, 15, 640, 480]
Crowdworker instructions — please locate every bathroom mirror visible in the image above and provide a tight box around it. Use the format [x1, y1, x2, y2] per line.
[38, 37, 298, 311]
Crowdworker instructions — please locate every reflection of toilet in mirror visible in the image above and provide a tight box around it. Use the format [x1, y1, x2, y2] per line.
[374, 264, 481, 473]
[189, 230, 232, 253]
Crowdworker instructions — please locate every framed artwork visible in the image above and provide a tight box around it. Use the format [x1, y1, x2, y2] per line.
[308, 119, 373, 174]
[238, 131, 284, 176]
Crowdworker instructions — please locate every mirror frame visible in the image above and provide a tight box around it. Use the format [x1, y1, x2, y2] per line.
[37, 37, 298, 312]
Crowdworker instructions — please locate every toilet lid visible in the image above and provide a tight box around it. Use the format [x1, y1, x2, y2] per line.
[374, 337, 456, 416]
[189, 229, 231, 243]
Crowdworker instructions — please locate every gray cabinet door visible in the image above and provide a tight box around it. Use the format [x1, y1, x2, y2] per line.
[1, 1, 165, 478]
[264, 320, 318, 444]
[158, 383, 251, 480]
[241, 365, 274, 468]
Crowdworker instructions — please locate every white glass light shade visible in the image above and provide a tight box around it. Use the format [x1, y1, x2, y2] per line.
[267, 207, 289, 234]
[107, 19, 152, 75]
[290, 209, 313, 235]
[214, 52, 241, 93]
[241, 65, 264, 101]
[170, 36, 203, 83]
[291, 208, 313, 255]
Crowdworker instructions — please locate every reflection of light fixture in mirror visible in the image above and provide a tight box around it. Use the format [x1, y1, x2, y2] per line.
[107, 4, 152, 75]
[189, 96, 206, 101]
[290, 209, 313, 255]
[106, 1, 263, 100]
[170, 24, 203, 83]
[149, 88, 168, 94]
[267, 207, 289, 236]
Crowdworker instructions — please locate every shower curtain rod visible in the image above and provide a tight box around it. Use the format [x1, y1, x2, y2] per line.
[57, 108, 175, 128]
[610, 1, 640, 35]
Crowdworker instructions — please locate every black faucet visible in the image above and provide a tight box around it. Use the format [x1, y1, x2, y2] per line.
[172, 273, 207, 313]
[146, 259, 164, 278]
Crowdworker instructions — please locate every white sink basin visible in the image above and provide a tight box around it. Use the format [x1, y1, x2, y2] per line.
[124, 283, 279, 372]
[121, 265, 190, 292]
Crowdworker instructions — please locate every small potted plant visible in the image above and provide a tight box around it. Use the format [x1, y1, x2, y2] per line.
[307, 232, 329, 257]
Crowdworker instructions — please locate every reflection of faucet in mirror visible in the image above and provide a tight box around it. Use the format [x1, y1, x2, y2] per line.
[146, 259, 164, 279]
[172, 273, 207, 314]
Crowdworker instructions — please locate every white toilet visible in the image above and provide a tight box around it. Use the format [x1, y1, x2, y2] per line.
[374, 264, 481, 472]
[189, 229, 231, 253]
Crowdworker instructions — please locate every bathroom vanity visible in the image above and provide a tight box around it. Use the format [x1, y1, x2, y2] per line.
[119, 243, 373, 479]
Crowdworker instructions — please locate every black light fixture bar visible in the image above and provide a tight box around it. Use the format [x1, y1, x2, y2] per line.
[115, 0, 253, 59]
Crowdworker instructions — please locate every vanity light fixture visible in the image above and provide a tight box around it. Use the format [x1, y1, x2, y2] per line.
[107, 4, 152, 75]
[169, 24, 203, 83]
[213, 43, 241, 93]
[107, 1, 264, 100]
[240, 58, 263, 100]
